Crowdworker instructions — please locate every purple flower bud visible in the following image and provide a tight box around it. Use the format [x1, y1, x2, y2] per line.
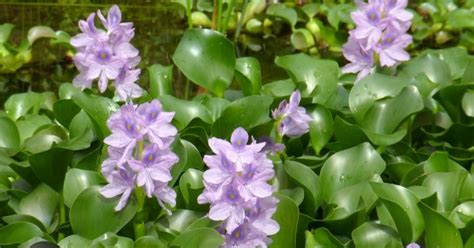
[272, 90, 312, 137]
[406, 243, 421, 248]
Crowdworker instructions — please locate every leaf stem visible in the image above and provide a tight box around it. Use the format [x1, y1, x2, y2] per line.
[234, 0, 249, 44]
[186, 0, 193, 29]
[57, 191, 66, 241]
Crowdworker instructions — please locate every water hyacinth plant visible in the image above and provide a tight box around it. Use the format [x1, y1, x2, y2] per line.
[1, 1, 474, 248]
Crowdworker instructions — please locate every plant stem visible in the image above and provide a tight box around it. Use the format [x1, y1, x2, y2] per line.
[212, 0, 219, 30]
[184, 78, 190, 100]
[234, 0, 249, 45]
[217, 0, 224, 32]
[186, 0, 193, 29]
[57, 191, 66, 241]
[222, 0, 236, 34]
[133, 187, 146, 239]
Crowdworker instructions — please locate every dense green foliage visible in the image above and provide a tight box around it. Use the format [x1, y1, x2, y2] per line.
[0, 1, 474, 248]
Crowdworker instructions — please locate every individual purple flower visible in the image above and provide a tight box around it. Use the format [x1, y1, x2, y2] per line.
[71, 5, 143, 100]
[272, 90, 312, 138]
[101, 100, 178, 213]
[198, 127, 279, 245]
[406, 243, 420, 248]
[257, 136, 285, 155]
[343, 0, 413, 80]
[101, 168, 135, 211]
[342, 35, 375, 81]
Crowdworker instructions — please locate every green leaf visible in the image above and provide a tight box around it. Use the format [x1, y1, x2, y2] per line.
[0, 23, 15, 43]
[284, 160, 320, 215]
[320, 142, 385, 203]
[166, 210, 203, 233]
[72, 91, 119, 138]
[4, 92, 44, 120]
[70, 186, 137, 239]
[15, 115, 51, 145]
[170, 227, 224, 248]
[427, 47, 470, 80]
[308, 105, 334, 155]
[449, 201, 474, 229]
[63, 169, 105, 208]
[400, 53, 451, 85]
[58, 235, 92, 247]
[179, 168, 204, 210]
[447, 9, 474, 29]
[261, 79, 295, 98]
[19, 184, 58, 228]
[200, 96, 230, 122]
[135, 236, 166, 248]
[307, 228, 344, 248]
[27, 26, 56, 45]
[270, 194, 299, 248]
[0, 116, 20, 148]
[266, 4, 297, 28]
[371, 183, 424, 243]
[159, 95, 212, 130]
[419, 202, 463, 248]
[235, 57, 261, 96]
[275, 53, 338, 103]
[0, 222, 43, 245]
[91, 232, 134, 247]
[212, 95, 272, 138]
[290, 29, 315, 50]
[422, 171, 467, 212]
[352, 222, 403, 248]
[29, 148, 73, 191]
[173, 29, 235, 96]
[148, 64, 173, 98]
[462, 90, 474, 117]
[53, 99, 81, 128]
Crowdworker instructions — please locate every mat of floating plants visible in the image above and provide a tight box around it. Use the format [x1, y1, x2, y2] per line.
[0, 1, 474, 248]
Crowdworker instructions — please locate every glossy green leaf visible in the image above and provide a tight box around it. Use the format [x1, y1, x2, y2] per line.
[308, 105, 333, 155]
[179, 168, 204, 210]
[419, 202, 463, 248]
[58, 235, 92, 247]
[72, 91, 119, 138]
[284, 160, 320, 215]
[261, 79, 295, 98]
[135, 236, 166, 248]
[53, 99, 81, 128]
[4, 92, 43, 120]
[371, 183, 424, 243]
[424, 151, 465, 173]
[91, 232, 134, 248]
[352, 222, 403, 248]
[423, 171, 467, 212]
[148, 64, 173, 98]
[170, 227, 224, 248]
[320, 142, 385, 202]
[449, 201, 474, 229]
[166, 209, 203, 233]
[0, 116, 20, 148]
[291, 29, 314, 50]
[462, 90, 474, 117]
[266, 3, 297, 28]
[15, 114, 51, 144]
[70, 186, 137, 239]
[29, 148, 73, 191]
[235, 57, 261, 96]
[19, 184, 58, 228]
[212, 95, 272, 138]
[200, 96, 230, 122]
[400, 53, 451, 85]
[173, 29, 235, 96]
[270, 194, 299, 248]
[307, 228, 344, 248]
[0, 222, 43, 245]
[326, 182, 378, 220]
[159, 94, 212, 130]
[63, 169, 105, 208]
[427, 47, 470, 80]
[447, 9, 474, 29]
[275, 53, 338, 103]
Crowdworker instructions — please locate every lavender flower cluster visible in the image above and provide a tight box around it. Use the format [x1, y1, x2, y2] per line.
[342, 0, 413, 81]
[100, 100, 178, 212]
[70, 5, 143, 100]
[198, 128, 280, 247]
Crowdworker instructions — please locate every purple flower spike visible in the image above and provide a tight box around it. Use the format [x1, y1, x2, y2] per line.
[199, 127, 279, 246]
[272, 90, 312, 138]
[343, 0, 413, 81]
[101, 100, 178, 213]
[71, 5, 143, 100]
